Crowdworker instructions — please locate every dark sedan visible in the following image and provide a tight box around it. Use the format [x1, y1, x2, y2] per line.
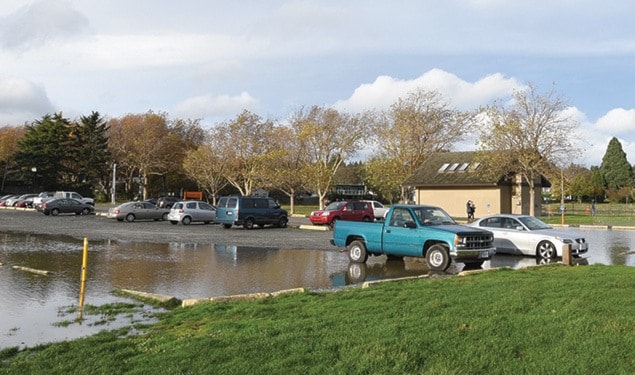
[36, 198, 94, 216]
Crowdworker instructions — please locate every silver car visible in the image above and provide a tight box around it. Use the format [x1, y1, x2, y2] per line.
[107, 201, 170, 222]
[168, 200, 216, 225]
[468, 214, 588, 259]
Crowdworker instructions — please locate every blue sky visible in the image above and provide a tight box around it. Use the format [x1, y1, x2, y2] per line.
[1, 0, 634, 167]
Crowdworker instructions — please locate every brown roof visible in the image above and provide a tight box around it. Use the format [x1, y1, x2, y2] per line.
[402, 151, 499, 187]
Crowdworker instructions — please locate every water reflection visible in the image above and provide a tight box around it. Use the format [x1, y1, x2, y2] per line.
[1, 227, 634, 349]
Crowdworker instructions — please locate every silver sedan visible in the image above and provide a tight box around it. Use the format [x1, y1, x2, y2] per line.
[467, 214, 588, 259]
[107, 201, 170, 222]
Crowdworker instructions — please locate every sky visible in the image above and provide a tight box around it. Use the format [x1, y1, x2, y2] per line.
[1, 0, 634, 167]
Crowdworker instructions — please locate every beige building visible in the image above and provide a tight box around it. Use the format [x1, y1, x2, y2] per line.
[402, 151, 549, 219]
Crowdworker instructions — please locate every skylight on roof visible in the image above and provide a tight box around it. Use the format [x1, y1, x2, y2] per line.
[458, 163, 469, 171]
[438, 163, 449, 172]
[447, 163, 460, 172]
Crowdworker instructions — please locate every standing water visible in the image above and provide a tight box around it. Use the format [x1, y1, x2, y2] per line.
[1, 227, 634, 349]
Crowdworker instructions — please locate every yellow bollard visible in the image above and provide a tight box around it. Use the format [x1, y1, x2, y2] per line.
[78, 237, 89, 320]
[562, 243, 572, 266]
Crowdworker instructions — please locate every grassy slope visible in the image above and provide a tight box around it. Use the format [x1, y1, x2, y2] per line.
[1, 265, 634, 374]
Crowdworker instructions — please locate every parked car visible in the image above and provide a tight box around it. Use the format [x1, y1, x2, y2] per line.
[0, 194, 17, 207]
[467, 214, 589, 259]
[53, 191, 94, 206]
[107, 201, 170, 222]
[167, 200, 216, 225]
[309, 200, 374, 229]
[6, 194, 38, 207]
[35, 198, 94, 216]
[32, 192, 54, 208]
[156, 196, 180, 209]
[363, 200, 389, 220]
[215, 196, 288, 229]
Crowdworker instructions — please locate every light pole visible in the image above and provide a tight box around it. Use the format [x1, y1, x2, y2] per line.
[31, 167, 37, 190]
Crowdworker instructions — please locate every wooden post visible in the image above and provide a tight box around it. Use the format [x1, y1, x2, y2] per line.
[562, 243, 572, 266]
[78, 238, 89, 320]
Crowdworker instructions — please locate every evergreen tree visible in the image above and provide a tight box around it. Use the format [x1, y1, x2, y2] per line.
[74, 111, 111, 194]
[15, 113, 74, 190]
[600, 137, 634, 190]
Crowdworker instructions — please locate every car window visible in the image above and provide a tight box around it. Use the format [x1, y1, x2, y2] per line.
[267, 198, 278, 208]
[518, 216, 551, 230]
[217, 197, 227, 208]
[199, 202, 214, 210]
[242, 198, 254, 208]
[173, 203, 184, 209]
[227, 197, 238, 208]
[481, 217, 502, 228]
[389, 208, 413, 227]
[186, 202, 197, 209]
[253, 199, 268, 208]
[325, 202, 344, 211]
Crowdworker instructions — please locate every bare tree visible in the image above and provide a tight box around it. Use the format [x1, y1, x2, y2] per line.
[182, 143, 228, 205]
[290, 106, 367, 209]
[108, 111, 202, 200]
[478, 83, 581, 216]
[263, 125, 308, 214]
[210, 110, 277, 196]
[371, 88, 475, 202]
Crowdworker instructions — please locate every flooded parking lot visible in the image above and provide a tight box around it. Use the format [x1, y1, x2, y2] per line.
[1, 226, 634, 349]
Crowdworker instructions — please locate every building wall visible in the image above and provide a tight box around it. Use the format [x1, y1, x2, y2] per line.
[415, 187, 506, 218]
[411, 175, 544, 218]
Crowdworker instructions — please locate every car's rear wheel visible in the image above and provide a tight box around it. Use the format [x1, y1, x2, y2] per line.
[82, 208, 91, 215]
[162, 213, 168, 221]
[125, 213, 135, 222]
[347, 240, 368, 263]
[426, 244, 450, 271]
[277, 217, 288, 228]
[223, 224, 232, 229]
[244, 218, 255, 229]
[51, 208, 60, 216]
[182, 216, 192, 225]
[537, 241, 557, 259]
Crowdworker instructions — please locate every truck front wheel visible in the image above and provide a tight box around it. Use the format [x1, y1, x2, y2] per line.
[348, 240, 368, 263]
[426, 244, 450, 271]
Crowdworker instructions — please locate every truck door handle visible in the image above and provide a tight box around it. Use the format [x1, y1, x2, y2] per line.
[386, 229, 391, 233]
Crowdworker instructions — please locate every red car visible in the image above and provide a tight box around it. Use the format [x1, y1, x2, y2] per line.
[309, 200, 374, 228]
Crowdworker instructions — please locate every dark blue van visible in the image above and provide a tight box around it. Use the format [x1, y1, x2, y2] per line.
[215, 196, 288, 229]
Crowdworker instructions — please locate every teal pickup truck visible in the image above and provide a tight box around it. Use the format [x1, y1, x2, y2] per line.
[331, 204, 496, 271]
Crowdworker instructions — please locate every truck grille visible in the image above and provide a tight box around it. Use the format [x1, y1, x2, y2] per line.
[458, 233, 494, 249]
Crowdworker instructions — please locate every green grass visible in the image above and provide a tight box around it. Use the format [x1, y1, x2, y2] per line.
[1, 265, 634, 374]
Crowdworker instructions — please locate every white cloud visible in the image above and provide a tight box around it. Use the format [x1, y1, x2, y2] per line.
[0, 77, 54, 125]
[173, 92, 260, 122]
[333, 69, 521, 113]
[594, 108, 635, 136]
[0, 0, 89, 50]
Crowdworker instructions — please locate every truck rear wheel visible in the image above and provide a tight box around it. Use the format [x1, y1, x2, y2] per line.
[347, 240, 368, 263]
[426, 244, 450, 271]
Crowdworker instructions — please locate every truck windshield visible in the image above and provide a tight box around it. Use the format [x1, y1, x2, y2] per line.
[412, 206, 456, 226]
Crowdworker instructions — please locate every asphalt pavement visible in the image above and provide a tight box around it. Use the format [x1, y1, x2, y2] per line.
[0, 208, 334, 250]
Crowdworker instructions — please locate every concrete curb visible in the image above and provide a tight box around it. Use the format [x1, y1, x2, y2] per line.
[181, 287, 305, 307]
[115, 288, 181, 307]
[299, 224, 329, 231]
[361, 274, 429, 288]
[12, 265, 51, 275]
